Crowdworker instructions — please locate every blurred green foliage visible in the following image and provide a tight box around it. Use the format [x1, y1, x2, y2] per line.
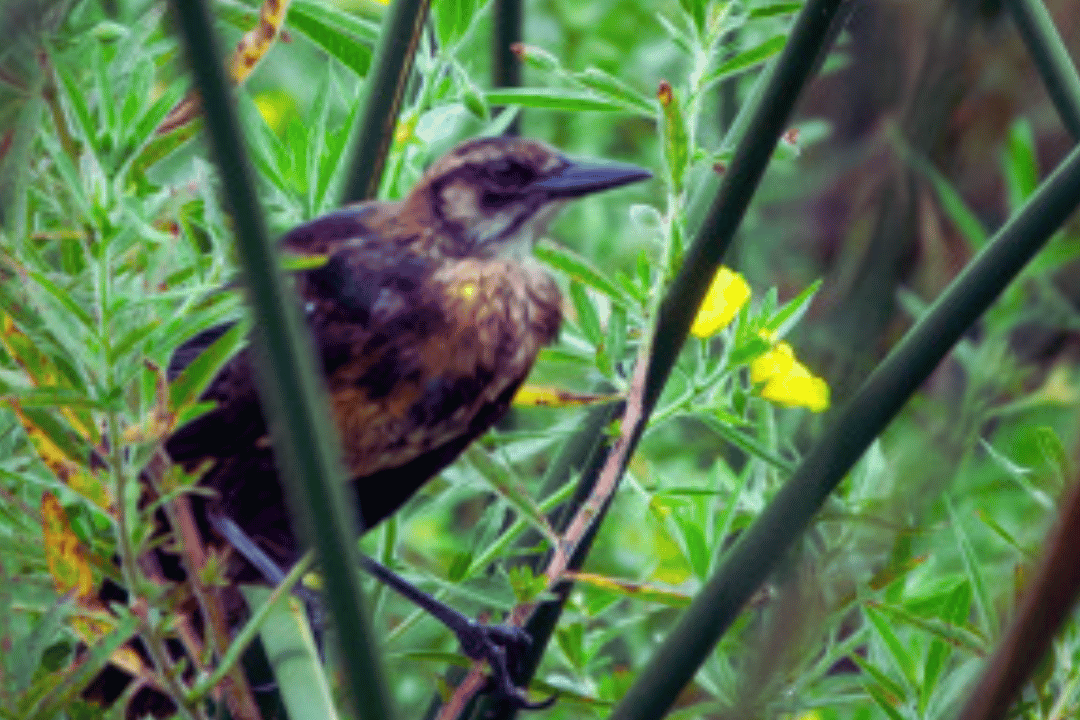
[1, 0, 1080, 719]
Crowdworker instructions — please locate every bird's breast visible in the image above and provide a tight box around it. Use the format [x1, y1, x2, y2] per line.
[328, 256, 561, 478]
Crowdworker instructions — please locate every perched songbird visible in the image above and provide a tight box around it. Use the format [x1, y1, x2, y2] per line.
[165, 136, 650, 704]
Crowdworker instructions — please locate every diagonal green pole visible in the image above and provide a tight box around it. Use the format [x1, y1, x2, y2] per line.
[169, 2, 395, 718]
[1006, 0, 1080, 139]
[609, 138, 1080, 720]
[339, 0, 431, 203]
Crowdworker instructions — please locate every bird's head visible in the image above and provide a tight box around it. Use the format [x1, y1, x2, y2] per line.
[405, 137, 651, 258]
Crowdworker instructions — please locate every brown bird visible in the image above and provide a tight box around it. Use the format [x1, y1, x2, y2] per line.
[165, 136, 650, 705]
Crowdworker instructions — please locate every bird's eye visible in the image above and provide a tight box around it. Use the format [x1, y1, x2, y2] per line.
[481, 191, 516, 208]
[485, 160, 535, 188]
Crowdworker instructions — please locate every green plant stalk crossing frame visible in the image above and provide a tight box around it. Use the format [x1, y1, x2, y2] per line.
[339, 0, 431, 203]
[168, 1, 396, 718]
[610, 131, 1080, 720]
[1006, 0, 1080, 139]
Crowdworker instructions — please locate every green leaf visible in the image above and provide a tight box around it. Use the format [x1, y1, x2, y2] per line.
[678, 0, 706, 32]
[765, 278, 822, 338]
[749, 1, 803, 18]
[25, 609, 140, 720]
[865, 605, 917, 691]
[462, 446, 558, 547]
[658, 82, 689, 194]
[862, 680, 907, 720]
[702, 35, 787, 90]
[569, 281, 603, 346]
[902, 144, 988, 250]
[2, 387, 108, 410]
[535, 241, 639, 310]
[945, 496, 999, 635]
[697, 413, 794, 473]
[287, 1, 375, 78]
[674, 513, 709, 578]
[606, 304, 627, 368]
[168, 323, 247, 413]
[241, 586, 342, 720]
[574, 68, 657, 115]
[26, 272, 94, 330]
[485, 88, 643, 114]
[52, 57, 97, 147]
[1003, 120, 1038, 211]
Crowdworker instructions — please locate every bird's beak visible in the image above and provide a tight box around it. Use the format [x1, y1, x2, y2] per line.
[533, 157, 652, 199]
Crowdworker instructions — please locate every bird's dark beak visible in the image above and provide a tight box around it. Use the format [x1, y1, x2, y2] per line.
[533, 157, 652, 199]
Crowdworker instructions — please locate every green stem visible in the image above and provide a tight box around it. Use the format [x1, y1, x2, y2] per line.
[609, 134, 1080, 720]
[169, 1, 395, 718]
[1006, 0, 1080, 139]
[339, 0, 432, 203]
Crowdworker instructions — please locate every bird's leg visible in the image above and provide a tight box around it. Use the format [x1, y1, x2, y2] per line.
[210, 513, 555, 710]
[355, 554, 555, 710]
[207, 514, 325, 647]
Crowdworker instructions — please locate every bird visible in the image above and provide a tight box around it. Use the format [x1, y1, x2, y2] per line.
[163, 135, 651, 707]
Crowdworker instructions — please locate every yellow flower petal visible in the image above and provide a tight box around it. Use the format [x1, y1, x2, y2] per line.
[690, 266, 751, 338]
[750, 341, 795, 384]
[759, 360, 830, 412]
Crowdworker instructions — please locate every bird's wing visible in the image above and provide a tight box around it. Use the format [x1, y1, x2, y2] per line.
[165, 206, 391, 466]
[166, 214, 560, 529]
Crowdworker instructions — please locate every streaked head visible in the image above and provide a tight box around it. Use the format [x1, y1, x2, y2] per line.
[408, 137, 651, 258]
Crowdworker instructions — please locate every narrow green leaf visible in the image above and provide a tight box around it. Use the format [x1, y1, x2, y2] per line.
[1003, 120, 1039, 211]
[485, 88, 641, 113]
[462, 445, 558, 546]
[26, 611, 140, 720]
[535, 241, 638, 310]
[52, 58, 97, 146]
[292, 0, 380, 44]
[26, 272, 94, 330]
[287, 2, 374, 78]
[862, 681, 907, 720]
[903, 145, 988, 250]
[129, 77, 187, 163]
[2, 387, 108, 410]
[703, 35, 787, 89]
[945, 496, 999, 636]
[92, 40, 116, 148]
[241, 586, 342, 720]
[38, 127, 90, 218]
[697, 413, 794, 472]
[569, 282, 603, 346]
[765, 278, 822, 338]
[864, 605, 917, 691]
[606, 304, 627, 367]
[168, 323, 246, 412]
[749, 1, 803, 18]
[674, 514, 709, 578]
[658, 81, 689, 194]
[850, 653, 909, 708]
[574, 68, 657, 115]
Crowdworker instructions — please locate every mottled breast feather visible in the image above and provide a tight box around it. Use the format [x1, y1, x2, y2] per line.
[166, 211, 562, 568]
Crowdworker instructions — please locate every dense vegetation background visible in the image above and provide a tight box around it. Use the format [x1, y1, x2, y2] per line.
[1, 0, 1079, 719]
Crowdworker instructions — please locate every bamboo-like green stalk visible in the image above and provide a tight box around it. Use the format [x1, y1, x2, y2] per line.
[1007, 0, 1080, 139]
[492, 0, 523, 136]
[610, 140, 1080, 720]
[339, 0, 432, 203]
[168, 3, 395, 719]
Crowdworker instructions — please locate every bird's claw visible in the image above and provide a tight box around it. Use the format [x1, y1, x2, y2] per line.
[457, 622, 557, 710]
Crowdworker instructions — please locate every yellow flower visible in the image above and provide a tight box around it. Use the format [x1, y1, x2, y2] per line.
[690, 266, 751, 338]
[751, 340, 830, 412]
